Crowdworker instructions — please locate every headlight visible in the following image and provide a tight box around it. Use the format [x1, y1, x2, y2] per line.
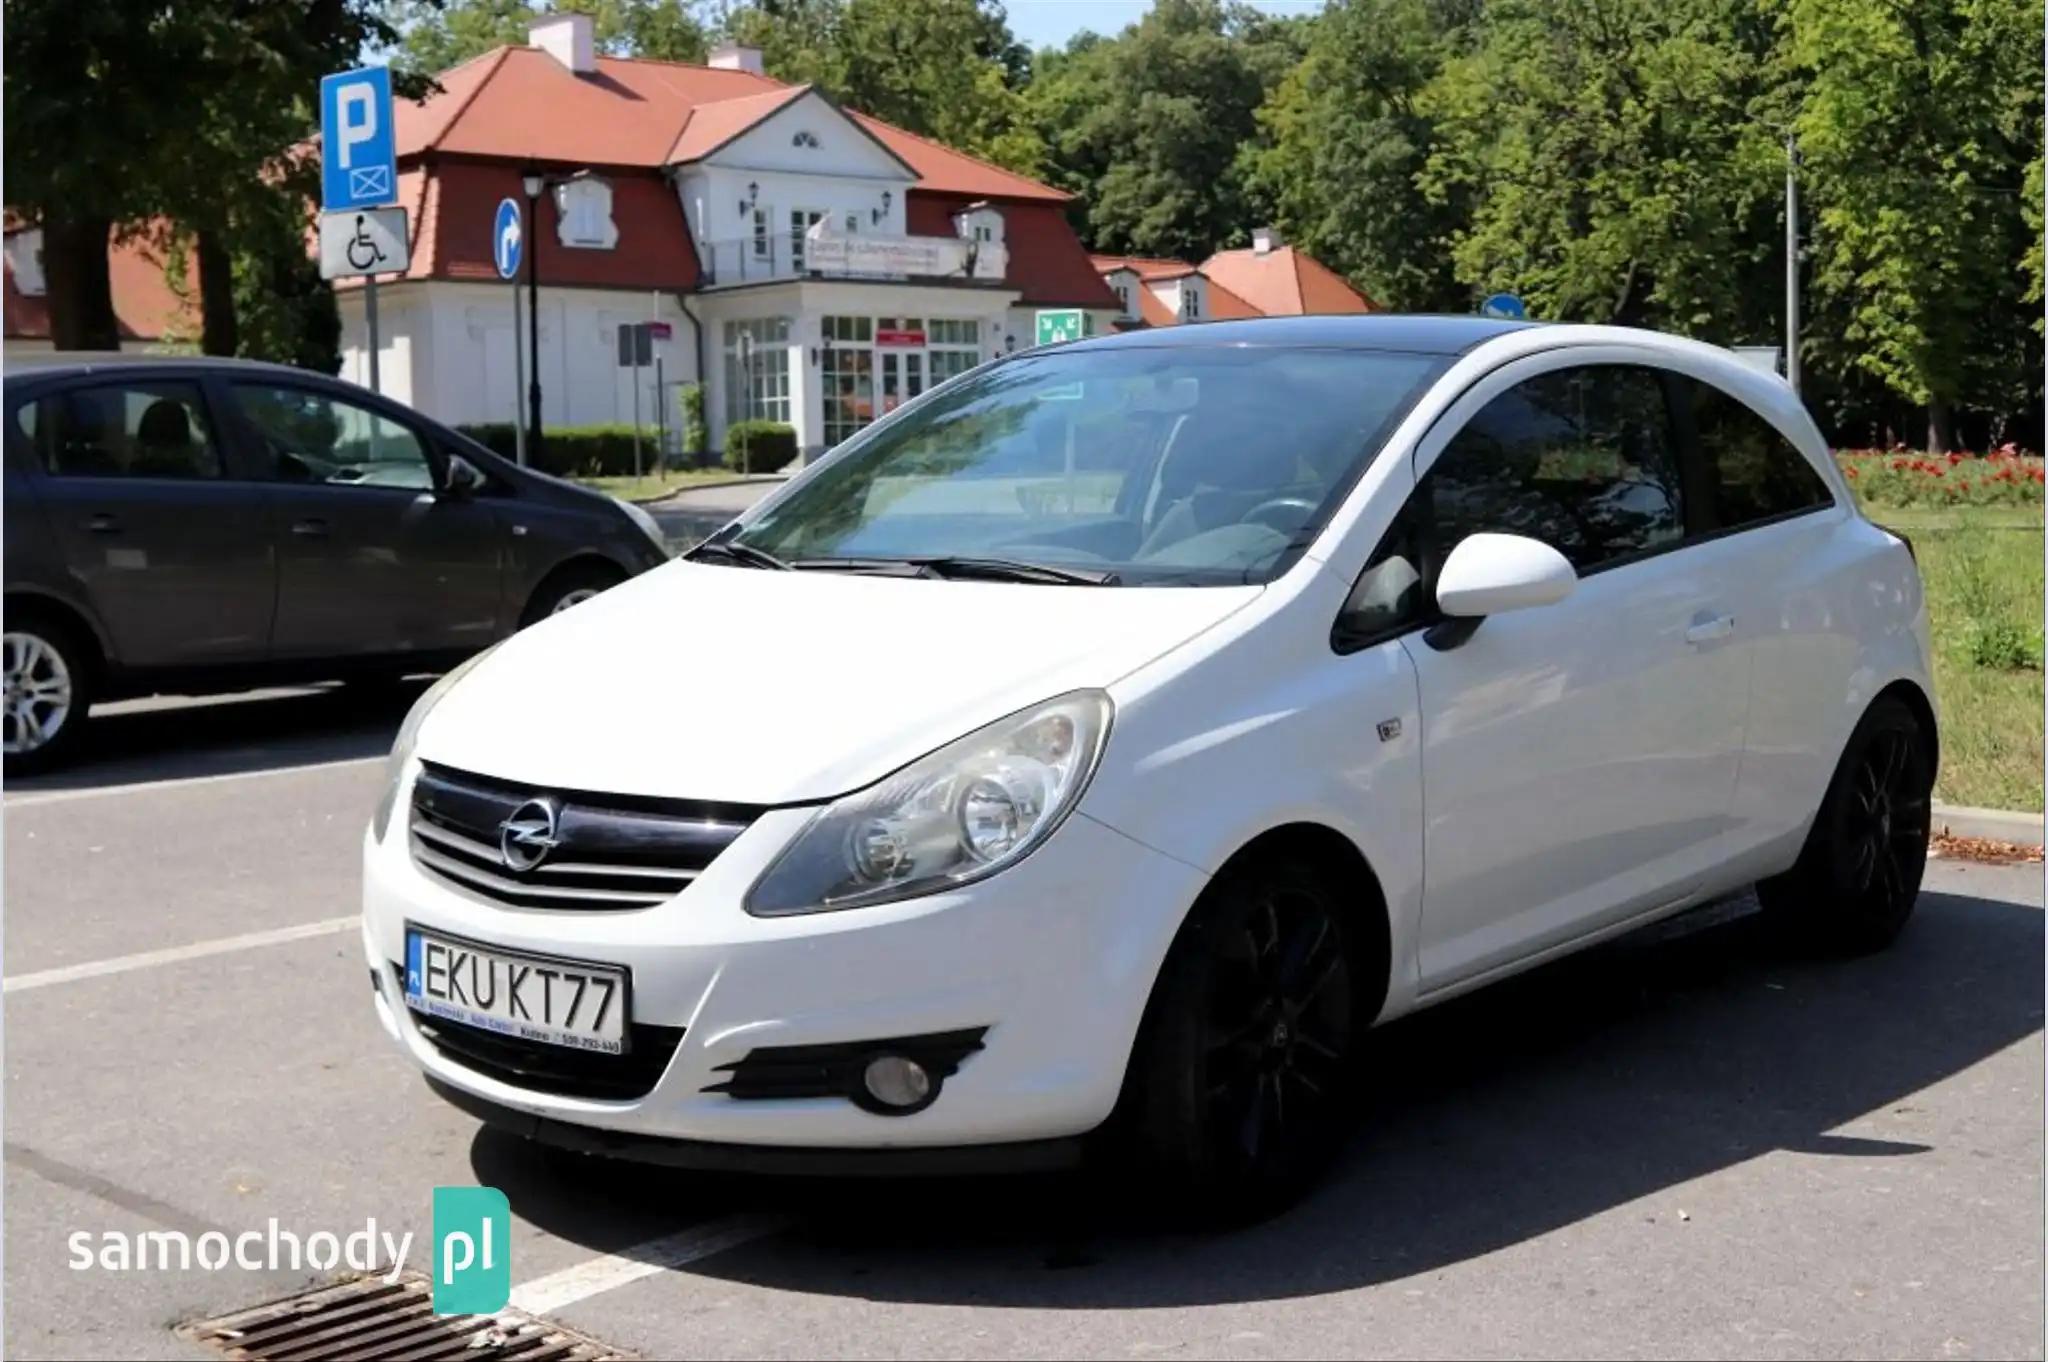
[613, 496, 670, 558]
[746, 690, 1113, 916]
[369, 647, 497, 842]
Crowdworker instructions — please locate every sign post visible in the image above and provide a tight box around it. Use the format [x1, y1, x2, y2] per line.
[320, 66, 399, 393]
[493, 198, 525, 464]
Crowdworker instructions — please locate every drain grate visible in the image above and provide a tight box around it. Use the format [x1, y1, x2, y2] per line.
[177, 1271, 628, 1361]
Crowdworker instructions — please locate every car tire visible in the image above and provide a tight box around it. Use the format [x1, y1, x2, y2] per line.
[1119, 858, 1364, 1223]
[521, 562, 626, 628]
[3, 612, 94, 775]
[1756, 696, 1933, 955]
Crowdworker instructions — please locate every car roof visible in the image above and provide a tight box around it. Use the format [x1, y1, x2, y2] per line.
[1056, 314, 1544, 356]
[3, 351, 330, 384]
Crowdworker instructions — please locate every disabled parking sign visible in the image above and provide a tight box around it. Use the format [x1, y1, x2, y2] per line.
[321, 66, 398, 211]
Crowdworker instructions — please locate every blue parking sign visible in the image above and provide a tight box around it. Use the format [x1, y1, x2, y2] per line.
[321, 66, 397, 211]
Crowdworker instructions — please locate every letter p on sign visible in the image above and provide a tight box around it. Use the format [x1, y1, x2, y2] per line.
[320, 66, 397, 210]
[431, 1186, 510, 1314]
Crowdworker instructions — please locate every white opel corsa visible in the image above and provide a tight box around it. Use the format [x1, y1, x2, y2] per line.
[364, 317, 1936, 1213]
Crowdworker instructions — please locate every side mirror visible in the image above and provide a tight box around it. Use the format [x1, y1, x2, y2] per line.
[441, 453, 484, 499]
[1435, 532, 1576, 618]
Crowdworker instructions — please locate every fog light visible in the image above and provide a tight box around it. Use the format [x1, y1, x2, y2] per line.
[861, 1054, 932, 1111]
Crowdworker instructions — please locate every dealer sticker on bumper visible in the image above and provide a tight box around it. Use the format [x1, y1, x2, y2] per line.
[404, 928, 628, 1054]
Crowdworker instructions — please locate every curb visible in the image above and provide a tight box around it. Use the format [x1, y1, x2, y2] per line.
[631, 474, 787, 505]
[1931, 801, 2045, 847]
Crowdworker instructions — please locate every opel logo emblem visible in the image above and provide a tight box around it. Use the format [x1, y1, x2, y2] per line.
[498, 797, 562, 872]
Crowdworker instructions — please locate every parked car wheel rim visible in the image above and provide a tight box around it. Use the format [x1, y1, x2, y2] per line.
[1840, 725, 1931, 912]
[551, 587, 601, 615]
[1204, 885, 1353, 1173]
[4, 631, 73, 755]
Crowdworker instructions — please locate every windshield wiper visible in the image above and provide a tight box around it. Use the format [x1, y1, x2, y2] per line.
[685, 537, 791, 571]
[909, 556, 1120, 586]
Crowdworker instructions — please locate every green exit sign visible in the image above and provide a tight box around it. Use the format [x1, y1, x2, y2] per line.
[1035, 309, 1093, 346]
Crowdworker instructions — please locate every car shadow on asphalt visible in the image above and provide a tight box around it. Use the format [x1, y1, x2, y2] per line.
[472, 885, 2043, 1307]
[7, 681, 429, 794]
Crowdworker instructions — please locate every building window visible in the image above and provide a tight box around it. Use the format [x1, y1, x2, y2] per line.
[790, 209, 825, 270]
[1113, 280, 1132, 315]
[821, 315, 875, 447]
[723, 318, 791, 426]
[1182, 284, 1201, 320]
[554, 176, 617, 249]
[751, 208, 771, 261]
[928, 318, 981, 384]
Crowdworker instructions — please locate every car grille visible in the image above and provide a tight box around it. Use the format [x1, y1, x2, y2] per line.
[409, 762, 760, 911]
[393, 966, 684, 1100]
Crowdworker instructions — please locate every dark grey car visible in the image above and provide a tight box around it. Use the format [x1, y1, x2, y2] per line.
[3, 354, 670, 771]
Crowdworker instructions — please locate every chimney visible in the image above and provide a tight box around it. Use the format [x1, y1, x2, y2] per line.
[531, 13, 596, 74]
[1252, 225, 1282, 256]
[708, 42, 766, 75]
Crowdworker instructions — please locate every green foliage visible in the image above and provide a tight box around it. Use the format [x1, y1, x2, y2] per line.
[1023, 0, 1304, 258]
[393, 1, 710, 76]
[721, 0, 1043, 175]
[724, 420, 799, 474]
[678, 383, 709, 455]
[1247, 0, 1470, 310]
[457, 423, 666, 477]
[1789, 0, 2042, 447]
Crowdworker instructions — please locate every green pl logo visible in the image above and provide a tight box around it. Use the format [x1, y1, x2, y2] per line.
[431, 1186, 509, 1314]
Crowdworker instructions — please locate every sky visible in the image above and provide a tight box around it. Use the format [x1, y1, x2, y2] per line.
[1004, 0, 1326, 51]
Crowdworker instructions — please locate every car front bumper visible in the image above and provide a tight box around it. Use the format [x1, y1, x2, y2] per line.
[363, 763, 1207, 1153]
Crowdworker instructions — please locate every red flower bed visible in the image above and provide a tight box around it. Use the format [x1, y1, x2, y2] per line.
[1834, 444, 2044, 507]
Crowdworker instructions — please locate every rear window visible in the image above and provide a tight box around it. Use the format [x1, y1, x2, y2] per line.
[19, 381, 223, 480]
[1688, 378, 1833, 528]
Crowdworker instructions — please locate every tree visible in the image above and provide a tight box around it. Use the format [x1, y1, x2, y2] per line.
[5, 0, 413, 352]
[722, 0, 1043, 174]
[1788, 0, 2042, 449]
[1246, 0, 1473, 311]
[1418, 0, 1782, 338]
[1025, 0, 1297, 258]
[393, 0, 710, 75]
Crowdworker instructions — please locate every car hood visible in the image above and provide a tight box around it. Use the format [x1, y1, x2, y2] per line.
[417, 561, 1261, 805]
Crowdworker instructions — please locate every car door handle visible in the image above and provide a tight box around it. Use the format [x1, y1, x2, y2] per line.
[81, 513, 121, 535]
[1685, 613, 1736, 645]
[289, 517, 330, 538]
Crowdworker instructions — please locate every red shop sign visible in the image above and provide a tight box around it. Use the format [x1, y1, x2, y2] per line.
[875, 328, 926, 347]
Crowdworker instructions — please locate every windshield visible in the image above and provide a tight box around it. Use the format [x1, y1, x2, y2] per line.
[728, 346, 1445, 585]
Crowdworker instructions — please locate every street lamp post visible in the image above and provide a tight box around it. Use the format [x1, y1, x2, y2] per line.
[522, 169, 546, 461]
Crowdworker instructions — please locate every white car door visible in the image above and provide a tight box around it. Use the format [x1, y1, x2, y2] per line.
[1402, 354, 1750, 994]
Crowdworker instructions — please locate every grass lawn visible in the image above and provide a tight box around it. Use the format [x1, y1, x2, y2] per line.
[1868, 504, 2043, 811]
[571, 468, 768, 502]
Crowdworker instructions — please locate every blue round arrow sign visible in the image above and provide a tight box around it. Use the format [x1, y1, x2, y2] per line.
[1480, 291, 1527, 320]
[493, 198, 523, 280]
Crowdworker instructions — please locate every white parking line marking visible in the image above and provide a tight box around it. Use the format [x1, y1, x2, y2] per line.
[4, 755, 385, 807]
[3, 917, 358, 994]
[506, 1213, 791, 1317]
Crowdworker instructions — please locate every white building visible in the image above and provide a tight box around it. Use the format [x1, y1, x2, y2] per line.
[333, 16, 1121, 460]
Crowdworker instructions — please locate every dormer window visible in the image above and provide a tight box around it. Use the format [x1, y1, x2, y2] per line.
[6, 229, 46, 297]
[1113, 279, 1133, 315]
[791, 130, 820, 148]
[554, 176, 617, 250]
[1181, 281, 1202, 320]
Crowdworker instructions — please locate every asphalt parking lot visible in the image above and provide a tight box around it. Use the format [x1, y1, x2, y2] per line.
[4, 690, 2042, 1360]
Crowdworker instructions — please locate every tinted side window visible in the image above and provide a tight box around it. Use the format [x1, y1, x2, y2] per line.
[1336, 501, 1426, 649]
[1690, 379, 1833, 527]
[24, 381, 224, 480]
[232, 384, 434, 490]
[1428, 365, 1683, 573]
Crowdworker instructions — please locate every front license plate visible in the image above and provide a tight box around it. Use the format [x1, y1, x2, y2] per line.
[404, 928, 628, 1055]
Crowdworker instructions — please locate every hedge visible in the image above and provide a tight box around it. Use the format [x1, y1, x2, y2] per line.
[725, 420, 798, 474]
[454, 423, 662, 478]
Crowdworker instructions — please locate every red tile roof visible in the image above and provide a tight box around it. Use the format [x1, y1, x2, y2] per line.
[906, 196, 1116, 309]
[1090, 253, 1196, 281]
[667, 85, 814, 163]
[1198, 245, 1375, 316]
[4, 228, 196, 342]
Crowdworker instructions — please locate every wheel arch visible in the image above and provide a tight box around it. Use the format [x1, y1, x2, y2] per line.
[4, 588, 110, 680]
[519, 552, 631, 626]
[1208, 821, 1395, 1029]
[1874, 677, 1939, 781]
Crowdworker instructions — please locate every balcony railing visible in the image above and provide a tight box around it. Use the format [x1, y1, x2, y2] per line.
[696, 232, 1008, 288]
